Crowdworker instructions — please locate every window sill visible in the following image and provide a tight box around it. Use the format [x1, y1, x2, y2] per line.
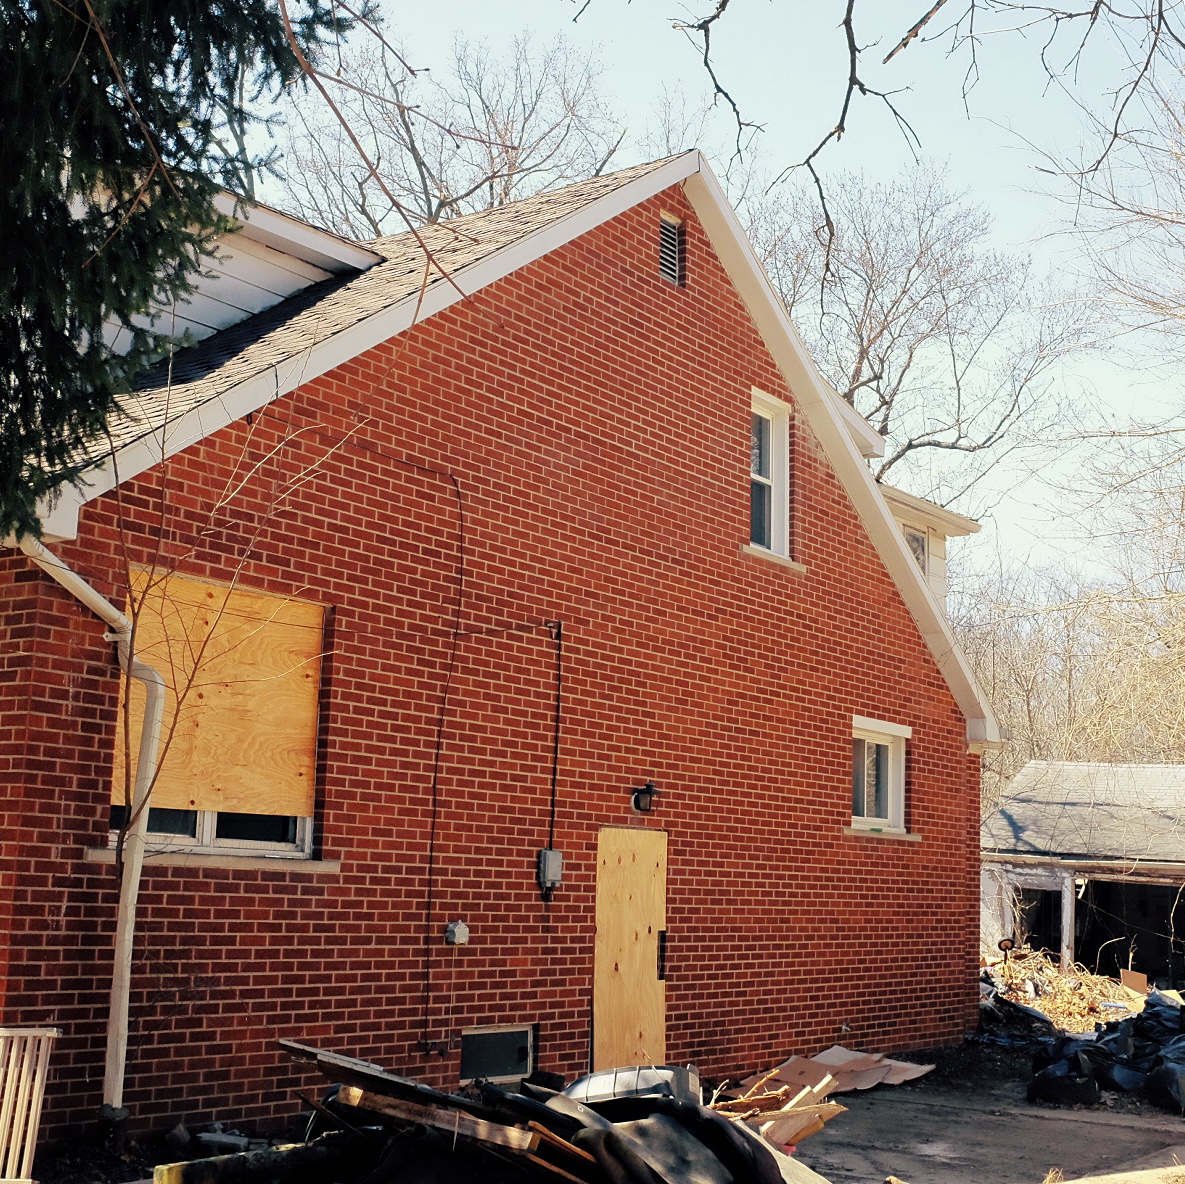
[84, 847, 342, 874]
[843, 825, 921, 842]
[740, 544, 807, 573]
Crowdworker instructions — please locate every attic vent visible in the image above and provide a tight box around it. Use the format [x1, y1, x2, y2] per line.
[659, 215, 685, 286]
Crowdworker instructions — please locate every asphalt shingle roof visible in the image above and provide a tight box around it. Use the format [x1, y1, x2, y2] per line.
[982, 760, 1185, 862]
[99, 156, 688, 464]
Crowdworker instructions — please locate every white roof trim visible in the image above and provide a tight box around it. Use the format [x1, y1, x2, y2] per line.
[212, 192, 382, 275]
[61, 154, 701, 517]
[47, 150, 998, 744]
[833, 393, 886, 459]
[880, 484, 981, 538]
[681, 165, 1000, 745]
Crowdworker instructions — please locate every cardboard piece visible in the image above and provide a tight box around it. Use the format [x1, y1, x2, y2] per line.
[1121, 968, 1150, 994]
[739, 1056, 834, 1093]
[880, 1058, 936, 1085]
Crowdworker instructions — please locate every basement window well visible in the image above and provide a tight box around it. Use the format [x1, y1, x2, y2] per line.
[459, 1025, 535, 1084]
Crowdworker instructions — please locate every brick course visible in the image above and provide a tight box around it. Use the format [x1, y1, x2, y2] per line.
[0, 185, 981, 1136]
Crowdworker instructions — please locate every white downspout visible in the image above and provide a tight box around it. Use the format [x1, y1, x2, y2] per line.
[17, 537, 166, 1113]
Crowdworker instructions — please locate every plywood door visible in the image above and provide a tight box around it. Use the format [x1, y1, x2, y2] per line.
[593, 827, 668, 1068]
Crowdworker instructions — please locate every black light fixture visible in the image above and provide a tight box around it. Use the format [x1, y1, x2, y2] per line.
[631, 780, 661, 813]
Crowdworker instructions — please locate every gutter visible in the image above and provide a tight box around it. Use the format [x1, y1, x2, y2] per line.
[16, 537, 165, 1115]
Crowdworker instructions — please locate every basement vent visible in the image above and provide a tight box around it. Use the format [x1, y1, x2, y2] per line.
[659, 215, 685, 286]
[460, 1025, 534, 1084]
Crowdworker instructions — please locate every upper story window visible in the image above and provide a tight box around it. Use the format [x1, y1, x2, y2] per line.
[749, 390, 791, 558]
[110, 570, 325, 858]
[851, 715, 911, 832]
[903, 525, 928, 572]
[659, 214, 685, 286]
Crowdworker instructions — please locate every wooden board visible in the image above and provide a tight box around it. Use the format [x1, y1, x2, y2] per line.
[113, 570, 323, 816]
[336, 1085, 539, 1152]
[593, 827, 667, 1069]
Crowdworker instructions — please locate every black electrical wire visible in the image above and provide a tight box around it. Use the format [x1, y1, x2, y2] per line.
[319, 435, 568, 1047]
[546, 620, 563, 852]
[421, 469, 464, 1053]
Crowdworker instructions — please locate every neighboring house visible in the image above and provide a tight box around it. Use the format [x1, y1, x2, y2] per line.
[0, 151, 1000, 1137]
[983, 761, 1185, 983]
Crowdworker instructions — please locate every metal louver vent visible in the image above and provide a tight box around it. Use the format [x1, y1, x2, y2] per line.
[659, 216, 685, 286]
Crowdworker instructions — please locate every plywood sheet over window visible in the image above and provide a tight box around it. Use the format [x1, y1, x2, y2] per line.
[112, 571, 324, 817]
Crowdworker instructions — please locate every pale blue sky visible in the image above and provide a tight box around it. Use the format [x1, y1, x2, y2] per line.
[335, 3, 1176, 570]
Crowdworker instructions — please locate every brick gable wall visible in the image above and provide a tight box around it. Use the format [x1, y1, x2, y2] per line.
[0, 185, 981, 1136]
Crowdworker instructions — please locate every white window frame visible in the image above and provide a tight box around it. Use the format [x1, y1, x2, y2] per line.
[108, 809, 313, 859]
[902, 524, 928, 574]
[749, 389, 791, 558]
[851, 715, 911, 832]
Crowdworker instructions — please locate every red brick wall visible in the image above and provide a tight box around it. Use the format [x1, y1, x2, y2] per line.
[0, 185, 980, 1136]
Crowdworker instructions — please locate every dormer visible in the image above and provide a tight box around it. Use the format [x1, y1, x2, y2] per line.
[827, 389, 980, 609]
[878, 484, 980, 606]
[103, 192, 382, 354]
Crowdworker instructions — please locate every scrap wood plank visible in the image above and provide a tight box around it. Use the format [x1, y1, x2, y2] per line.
[758, 1102, 846, 1146]
[524, 1152, 592, 1184]
[714, 1084, 813, 1114]
[279, 1041, 494, 1119]
[527, 1122, 598, 1164]
[337, 1085, 539, 1153]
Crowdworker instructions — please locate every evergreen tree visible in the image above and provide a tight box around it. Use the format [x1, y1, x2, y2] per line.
[0, 0, 352, 537]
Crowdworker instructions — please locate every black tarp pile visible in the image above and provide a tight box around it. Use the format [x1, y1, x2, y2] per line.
[1025, 991, 1185, 1110]
[152, 1040, 830, 1184]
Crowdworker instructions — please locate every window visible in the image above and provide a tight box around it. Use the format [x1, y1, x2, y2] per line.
[750, 390, 791, 557]
[903, 526, 927, 572]
[659, 214, 685, 286]
[110, 571, 324, 858]
[851, 715, 911, 831]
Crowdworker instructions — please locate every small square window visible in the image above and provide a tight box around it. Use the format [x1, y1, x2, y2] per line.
[851, 715, 911, 831]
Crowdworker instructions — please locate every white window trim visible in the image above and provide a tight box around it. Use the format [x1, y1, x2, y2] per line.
[750, 388, 791, 559]
[107, 811, 314, 859]
[851, 715, 911, 832]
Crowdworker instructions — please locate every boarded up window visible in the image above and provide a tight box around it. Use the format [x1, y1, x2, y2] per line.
[112, 571, 324, 818]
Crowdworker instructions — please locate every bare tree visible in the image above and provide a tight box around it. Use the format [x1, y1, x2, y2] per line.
[952, 440, 1185, 811]
[275, 33, 626, 236]
[747, 167, 1090, 509]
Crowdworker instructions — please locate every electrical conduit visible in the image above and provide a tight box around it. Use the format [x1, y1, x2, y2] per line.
[18, 537, 165, 1114]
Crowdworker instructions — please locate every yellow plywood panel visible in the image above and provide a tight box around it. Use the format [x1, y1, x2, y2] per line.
[593, 826, 667, 1069]
[112, 570, 323, 816]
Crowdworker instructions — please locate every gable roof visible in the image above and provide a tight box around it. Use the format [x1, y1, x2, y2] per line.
[983, 761, 1185, 862]
[34, 151, 1000, 746]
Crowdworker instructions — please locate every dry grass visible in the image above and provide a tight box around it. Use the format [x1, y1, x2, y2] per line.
[991, 951, 1136, 1032]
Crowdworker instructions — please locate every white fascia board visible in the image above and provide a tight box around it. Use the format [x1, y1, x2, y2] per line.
[73, 154, 704, 511]
[880, 483, 981, 538]
[213, 193, 382, 274]
[833, 392, 886, 459]
[683, 166, 1002, 747]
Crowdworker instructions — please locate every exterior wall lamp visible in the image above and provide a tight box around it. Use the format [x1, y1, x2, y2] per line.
[631, 781, 661, 813]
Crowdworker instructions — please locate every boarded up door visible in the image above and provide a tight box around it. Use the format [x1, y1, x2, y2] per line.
[593, 827, 668, 1068]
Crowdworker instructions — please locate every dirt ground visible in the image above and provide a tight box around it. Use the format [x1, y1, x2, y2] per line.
[32, 1041, 1185, 1184]
[796, 1041, 1185, 1184]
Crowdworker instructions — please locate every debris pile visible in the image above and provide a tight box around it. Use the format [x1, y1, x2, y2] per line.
[985, 951, 1138, 1034]
[154, 1040, 834, 1184]
[981, 952, 1185, 1111]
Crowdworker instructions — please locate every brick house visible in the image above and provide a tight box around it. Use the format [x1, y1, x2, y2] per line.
[0, 151, 1000, 1136]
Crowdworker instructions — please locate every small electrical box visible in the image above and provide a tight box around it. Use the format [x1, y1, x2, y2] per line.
[444, 919, 470, 945]
[537, 848, 563, 891]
